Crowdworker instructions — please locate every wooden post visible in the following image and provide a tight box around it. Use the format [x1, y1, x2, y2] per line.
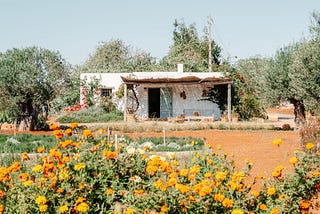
[124, 83, 127, 121]
[163, 128, 166, 146]
[227, 83, 231, 122]
[208, 16, 212, 72]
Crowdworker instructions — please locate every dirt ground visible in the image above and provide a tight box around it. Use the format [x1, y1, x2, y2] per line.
[126, 129, 301, 180]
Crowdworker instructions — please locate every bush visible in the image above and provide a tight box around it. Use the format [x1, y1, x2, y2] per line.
[57, 107, 123, 123]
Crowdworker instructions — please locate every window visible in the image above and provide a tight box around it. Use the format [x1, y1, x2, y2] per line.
[100, 88, 113, 97]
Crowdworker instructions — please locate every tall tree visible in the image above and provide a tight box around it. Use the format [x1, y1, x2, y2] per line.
[0, 47, 71, 130]
[80, 39, 157, 72]
[165, 19, 222, 72]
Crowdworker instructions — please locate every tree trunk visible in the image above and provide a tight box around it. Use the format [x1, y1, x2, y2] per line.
[17, 98, 39, 131]
[290, 98, 306, 129]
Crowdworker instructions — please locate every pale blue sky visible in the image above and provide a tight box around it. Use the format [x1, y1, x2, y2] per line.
[0, 0, 319, 65]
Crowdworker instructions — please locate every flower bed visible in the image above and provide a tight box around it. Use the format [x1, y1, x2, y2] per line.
[0, 124, 319, 213]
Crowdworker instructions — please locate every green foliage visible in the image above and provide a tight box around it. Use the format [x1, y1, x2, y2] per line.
[79, 39, 158, 72]
[0, 47, 72, 129]
[56, 107, 123, 123]
[165, 19, 222, 72]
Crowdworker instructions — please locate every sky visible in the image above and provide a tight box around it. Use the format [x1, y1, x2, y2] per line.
[0, 0, 319, 66]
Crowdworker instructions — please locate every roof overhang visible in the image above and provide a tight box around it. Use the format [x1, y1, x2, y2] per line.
[121, 76, 233, 85]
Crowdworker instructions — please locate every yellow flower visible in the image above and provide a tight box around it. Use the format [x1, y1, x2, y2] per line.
[214, 193, 225, 202]
[289, 157, 298, 165]
[259, 203, 267, 210]
[216, 171, 227, 181]
[32, 165, 43, 173]
[75, 197, 86, 204]
[154, 179, 163, 189]
[70, 122, 78, 129]
[107, 188, 113, 195]
[222, 198, 234, 208]
[161, 205, 168, 213]
[267, 187, 277, 196]
[251, 190, 260, 197]
[231, 209, 244, 214]
[125, 207, 135, 214]
[269, 208, 279, 214]
[166, 177, 177, 187]
[21, 152, 30, 161]
[59, 204, 68, 213]
[189, 165, 200, 175]
[75, 202, 89, 213]
[305, 142, 314, 150]
[37, 147, 45, 153]
[272, 138, 282, 147]
[35, 195, 47, 205]
[83, 129, 92, 138]
[74, 163, 85, 171]
[179, 169, 188, 177]
[24, 180, 33, 187]
[39, 204, 48, 212]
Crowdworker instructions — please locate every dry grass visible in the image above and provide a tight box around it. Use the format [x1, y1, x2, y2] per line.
[300, 116, 320, 152]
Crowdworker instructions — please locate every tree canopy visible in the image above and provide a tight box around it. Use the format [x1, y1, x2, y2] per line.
[0, 47, 71, 130]
[164, 19, 222, 72]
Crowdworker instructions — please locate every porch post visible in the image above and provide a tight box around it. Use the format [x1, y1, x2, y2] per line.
[227, 83, 231, 122]
[124, 83, 127, 121]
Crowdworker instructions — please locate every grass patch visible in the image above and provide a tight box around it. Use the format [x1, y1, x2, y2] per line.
[123, 136, 205, 152]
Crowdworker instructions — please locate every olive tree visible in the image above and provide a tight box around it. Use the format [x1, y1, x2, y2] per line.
[0, 47, 71, 130]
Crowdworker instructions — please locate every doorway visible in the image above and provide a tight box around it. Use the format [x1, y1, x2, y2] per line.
[148, 88, 172, 118]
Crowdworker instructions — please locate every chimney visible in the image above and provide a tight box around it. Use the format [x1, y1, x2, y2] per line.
[177, 64, 183, 73]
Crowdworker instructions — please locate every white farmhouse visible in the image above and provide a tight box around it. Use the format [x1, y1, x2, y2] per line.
[80, 66, 233, 121]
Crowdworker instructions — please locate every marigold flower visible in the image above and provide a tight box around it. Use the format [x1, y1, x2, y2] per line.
[107, 188, 114, 195]
[188, 195, 196, 202]
[56, 188, 64, 193]
[53, 129, 64, 139]
[39, 204, 48, 212]
[0, 204, 3, 213]
[49, 123, 59, 130]
[75, 197, 86, 204]
[154, 179, 163, 189]
[35, 195, 47, 205]
[19, 173, 29, 181]
[24, 180, 33, 187]
[214, 193, 225, 202]
[175, 183, 190, 194]
[134, 190, 145, 196]
[289, 157, 298, 165]
[272, 138, 282, 147]
[222, 198, 234, 208]
[0, 191, 5, 197]
[251, 190, 260, 197]
[189, 165, 200, 175]
[259, 203, 267, 210]
[37, 147, 45, 153]
[299, 200, 310, 210]
[59, 204, 68, 213]
[231, 209, 244, 214]
[267, 187, 276, 196]
[270, 208, 279, 214]
[102, 149, 117, 160]
[179, 169, 188, 177]
[199, 185, 212, 197]
[75, 202, 89, 213]
[21, 152, 30, 161]
[161, 205, 168, 213]
[31, 165, 42, 173]
[125, 207, 135, 214]
[70, 122, 78, 129]
[65, 128, 72, 136]
[305, 142, 314, 150]
[83, 129, 92, 138]
[216, 171, 227, 181]
[74, 163, 85, 171]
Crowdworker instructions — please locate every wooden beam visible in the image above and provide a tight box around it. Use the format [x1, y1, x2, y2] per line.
[227, 83, 231, 122]
[124, 84, 127, 121]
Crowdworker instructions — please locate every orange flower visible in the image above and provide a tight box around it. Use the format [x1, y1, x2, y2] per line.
[49, 123, 59, 130]
[102, 149, 117, 160]
[0, 191, 5, 197]
[289, 157, 298, 165]
[272, 138, 282, 147]
[299, 200, 310, 211]
[83, 129, 92, 138]
[267, 187, 276, 196]
[70, 123, 78, 129]
[305, 142, 314, 150]
[65, 128, 72, 136]
[259, 204, 267, 210]
[21, 152, 29, 161]
[37, 147, 45, 153]
[53, 129, 64, 139]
